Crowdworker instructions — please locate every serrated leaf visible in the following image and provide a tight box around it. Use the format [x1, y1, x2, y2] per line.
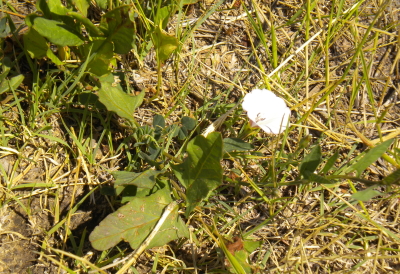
[23, 28, 48, 59]
[299, 145, 322, 179]
[89, 186, 189, 251]
[171, 132, 223, 216]
[112, 170, 161, 189]
[351, 187, 381, 201]
[32, 17, 84, 46]
[223, 138, 254, 153]
[98, 81, 144, 123]
[346, 139, 394, 177]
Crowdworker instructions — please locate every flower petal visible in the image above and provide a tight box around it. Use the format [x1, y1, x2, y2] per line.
[242, 89, 290, 134]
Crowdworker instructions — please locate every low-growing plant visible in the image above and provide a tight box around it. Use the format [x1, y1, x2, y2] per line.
[1, 0, 399, 272]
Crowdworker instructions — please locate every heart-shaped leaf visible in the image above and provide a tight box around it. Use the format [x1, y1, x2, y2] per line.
[32, 17, 84, 46]
[99, 6, 135, 54]
[97, 81, 144, 123]
[89, 185, 189, 251]
[171, 132, 223, 216]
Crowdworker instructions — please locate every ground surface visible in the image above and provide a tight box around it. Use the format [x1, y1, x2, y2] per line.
[0, 0, 399, 273]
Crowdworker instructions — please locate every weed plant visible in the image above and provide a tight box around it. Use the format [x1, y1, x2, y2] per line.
[0, 0, 399, 273]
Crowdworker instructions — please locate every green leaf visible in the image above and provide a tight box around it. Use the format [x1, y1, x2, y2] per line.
[71, 0, 90, 17]
[153, 115, 166, 129]
[94, 0, 107, 9]
[153, 114, 165, 138]
[67, 11, 103, 36]
[36, 0, 69, 18]
[82, 40, 114, 76]
[0, 75, 24, 95]
[181, 116, 196, 130]
[178, 116, 196, 140]
[351, 187, 381, 201]
[0, 57, 12, 83]
[46, 48, 64, 65]
[112, 170, 162, 189]
[346, 139, 394, 177]
[171, 132, 223, 216]
[32, 17, 84, 46]
[381, 168, 400, 185]
[0, 17, 10, 38]
[153, 23, 179, 63]
[23, 28, 49, 59]
[321, 151, 339, 174]
[299, 144, 322, 179]
[99, 6, 135, 54]
[306, 173, 333, 184]
[89, 186, 189, 251]
[223, 138, 254, 153]
[97, 81, 144, 123]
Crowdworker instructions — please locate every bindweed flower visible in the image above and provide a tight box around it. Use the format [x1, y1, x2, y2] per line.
[242, 89, 291, 134]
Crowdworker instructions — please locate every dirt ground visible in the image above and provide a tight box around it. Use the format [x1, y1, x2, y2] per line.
[1, 0, 400, 273]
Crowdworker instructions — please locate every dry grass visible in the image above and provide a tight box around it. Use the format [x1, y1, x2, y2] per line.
[0, 0, 399, 273]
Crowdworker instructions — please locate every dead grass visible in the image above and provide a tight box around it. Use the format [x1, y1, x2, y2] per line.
[0, 0, 399, 273]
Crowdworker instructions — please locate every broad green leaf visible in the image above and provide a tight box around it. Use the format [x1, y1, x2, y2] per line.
[71, 0, 90, 17]
[153, 23, 179, 63]
[89, 186, 189, 251]
[112, 170, 161, 189]
[113, 170, 162, 203]
[178, 116, 196, 140]
[351, 187, 381, 201]
[67, 11, 103, 36]
[23, 28, 48, 59]
[153, 114, 165, 139]
[0, 75, 24, 95]
[171, 132, 223, 216]
[32, 17, 84, 46]
[36, 0, 69, 18]
[82, 40, 114, 76]
[97, 81, 144, 123]
[36, 0, 75, 25]
[99, 6, 135, 54]
[299, 144, 322, 179]
[346, 139, 394, 177]
[46, 48, 64, 65]
[94, 0, 107, 9]
[153, 115, 166, 129]
[181, 116, 196, 130]
[243, 239, 262, 253]
[223, 138, 254, 153]
[0, 17, 10, 38]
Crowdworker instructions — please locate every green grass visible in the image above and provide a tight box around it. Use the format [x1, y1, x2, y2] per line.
[1, 0, 399, 273]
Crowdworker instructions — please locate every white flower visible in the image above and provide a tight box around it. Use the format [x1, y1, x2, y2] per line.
[242, 89, 291, 134]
